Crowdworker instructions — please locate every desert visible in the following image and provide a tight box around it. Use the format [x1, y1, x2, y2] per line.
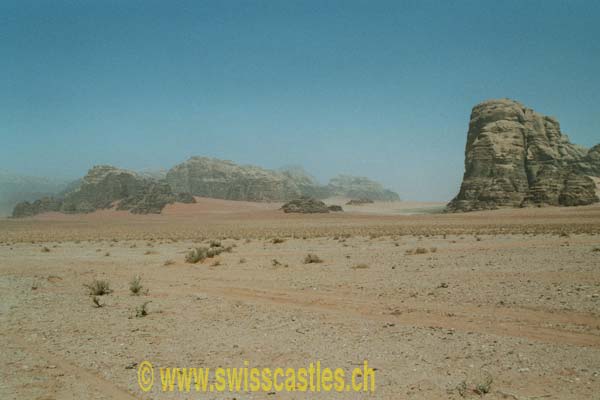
[1, 199, 600, 399]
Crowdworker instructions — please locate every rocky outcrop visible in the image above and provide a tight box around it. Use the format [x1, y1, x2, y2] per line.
[346, 198, 375, 205]
[61, 166, 149, 213]
[167, 157, 304, 201]
[166, 157, 400, 202]
[327, 175, 400, 201]
[281, 197, 331, 213]
[448, 99, 600, 212]
[12, 165, 195, 217]
[12, 197, 63, 218]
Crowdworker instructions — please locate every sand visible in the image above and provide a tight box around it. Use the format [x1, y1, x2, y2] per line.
[1, 199, 599, 399]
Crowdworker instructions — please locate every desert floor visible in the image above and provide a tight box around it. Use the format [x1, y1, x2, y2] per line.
[1, 199, 600, 399]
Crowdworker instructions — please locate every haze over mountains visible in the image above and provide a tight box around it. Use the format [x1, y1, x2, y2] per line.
[8, 157, 400, 217]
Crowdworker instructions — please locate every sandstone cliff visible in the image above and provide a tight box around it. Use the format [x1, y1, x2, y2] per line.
[448, 99, 600, 211]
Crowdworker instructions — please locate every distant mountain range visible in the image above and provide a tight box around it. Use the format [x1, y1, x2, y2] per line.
[6, 157, 400, 217]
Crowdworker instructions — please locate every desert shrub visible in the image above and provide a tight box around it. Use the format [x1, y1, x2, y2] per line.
[185, 247, 208, 263]
[304, 254, 323, 264]
[352, 263, 369, 269]
[135, 301, 151, 318]
[163, 259, 175, 266]
[430, 247, 437, 253]
[129, 275, 144, 295]
[209, 240, 221, 248]
[84, 279, 112, 296]
[271, 238, 285, 244]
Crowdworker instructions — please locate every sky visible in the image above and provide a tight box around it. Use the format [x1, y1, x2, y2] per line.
[2, 0, 599, 201]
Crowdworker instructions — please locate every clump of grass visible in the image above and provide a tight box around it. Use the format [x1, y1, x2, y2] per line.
[129, 275, 146, 295]
[163, 259, 175, 266]
[209, 240, 222, 248]
[84, 279, 112, 296]
[430, 247, 437, 253]
[135, 301, 151, 317]
[304, 254, 323, 264]
[352, 263, 369, 270]
[41, 246, 50, 253]
[104, 252, 110, 257]
[592, 247, 600, 253]
[271, 237, 285, 244]
[239, 258, 246, 264]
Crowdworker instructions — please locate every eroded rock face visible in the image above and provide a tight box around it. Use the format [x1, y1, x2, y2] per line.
[12, 165, 196, 217]
[448, 99, 599, 211]
[167, 157, 304, 202]
[61, 166, 149, 213]
[166, 157, 401, 202]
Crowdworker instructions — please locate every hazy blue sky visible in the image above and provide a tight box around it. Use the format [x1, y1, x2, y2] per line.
[2, 0, 599, 201]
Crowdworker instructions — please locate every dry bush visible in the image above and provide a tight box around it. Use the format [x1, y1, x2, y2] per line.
[185, 247, 208, 263]
[352, 263, 369, 269]
[163, 259, 175, 266]
[129, 275, 145, 295]
[84, 279, 112, 296]
[304, 254, 323, 264]
[135, 301, 151, 318]
[271, 237, 285, 244]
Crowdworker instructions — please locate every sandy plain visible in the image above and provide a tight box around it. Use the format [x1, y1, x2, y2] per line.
[1, 198, 599, 399]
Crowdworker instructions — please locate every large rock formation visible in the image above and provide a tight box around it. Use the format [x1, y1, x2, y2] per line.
[327, 175, 400, 201]
[448, 99, 600, 211]
[166, 157, 400, 202]
[12, 165, 195, 217]
[166, 157, 305, 201]
[61, 165, 150, 213]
